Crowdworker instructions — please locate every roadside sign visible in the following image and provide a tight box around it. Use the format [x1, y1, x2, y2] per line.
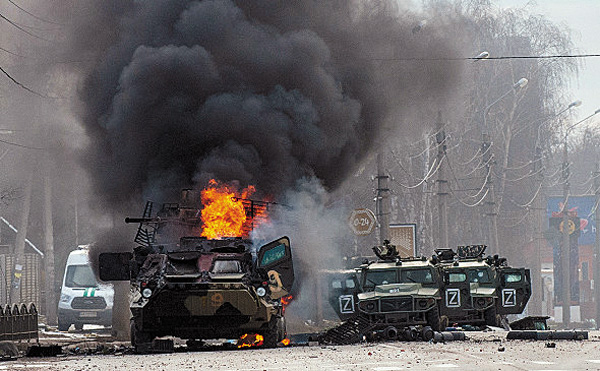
[349, 208, 376, 236]
[389, 223, 416, 257]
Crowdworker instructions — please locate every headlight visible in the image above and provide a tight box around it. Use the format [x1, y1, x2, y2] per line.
[359, 300, 377, 312]
[256, 287, 266, 297]
[142, 288, 153, 298]
[60, 294, 71, 303]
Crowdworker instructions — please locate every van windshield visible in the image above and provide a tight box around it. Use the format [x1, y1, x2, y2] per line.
[65, 265, 98, 288]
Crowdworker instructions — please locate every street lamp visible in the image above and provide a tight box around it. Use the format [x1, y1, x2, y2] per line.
[481, 77, 528, 255]
[560, 107, 600, 327]
[482, 78, 528, 132]
[474, 51, 490, 60]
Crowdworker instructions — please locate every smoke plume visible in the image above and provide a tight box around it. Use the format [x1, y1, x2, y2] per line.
[68, 0, 464, 206]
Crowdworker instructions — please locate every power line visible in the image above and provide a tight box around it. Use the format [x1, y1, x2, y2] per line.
[0, 46, 26, 58]
[0, 11, 49, 42]
[0, 137, 46, 151]
[7, 0, 63, 25]
[367, 54, 600, 62]
[0, 65, 45, 97]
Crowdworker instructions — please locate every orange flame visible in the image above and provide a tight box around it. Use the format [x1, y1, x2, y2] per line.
[237, 333, 264, 348]
[279, 338, 291, 346]
[200, 179, 267, 239]
[281, 295, 293, 314]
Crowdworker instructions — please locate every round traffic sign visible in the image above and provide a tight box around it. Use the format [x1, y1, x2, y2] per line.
[349, 208, 377, 236]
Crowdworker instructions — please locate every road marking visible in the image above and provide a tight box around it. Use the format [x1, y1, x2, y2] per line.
[372, 367, 404, 371]
[531, 361, 555, 365]
[588, 360, 600, 363]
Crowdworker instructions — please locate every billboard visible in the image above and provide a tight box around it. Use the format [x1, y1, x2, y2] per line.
[547, 196, 595, 245]
[389, 223, 416, 257]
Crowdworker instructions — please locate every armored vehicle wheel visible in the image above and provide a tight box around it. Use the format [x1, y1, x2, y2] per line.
[74, 323, 84, 330]
[130, 318, 153, 353]
[484, 306, 498, 327]
[58, 319, 70, 332]
[263, 316, 285, 348]
[426, 305, 442, 331]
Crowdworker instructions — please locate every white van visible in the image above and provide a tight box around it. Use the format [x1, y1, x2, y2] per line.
[58, 246, 114, 331]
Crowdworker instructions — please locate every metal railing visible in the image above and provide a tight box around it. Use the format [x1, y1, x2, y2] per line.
[0, 303, 38, 341]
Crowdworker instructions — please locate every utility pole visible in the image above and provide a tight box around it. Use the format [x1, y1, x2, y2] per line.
[531, 146, 544, 314]
[435, 112, 448, 249]
[561, 134, 571, 327]
[10, 173, 33, 304]
[482, 134, 499, 255]
[376, 152, 390, 244]
[44, 174, 57, 325]
[594, 162, 600, 328]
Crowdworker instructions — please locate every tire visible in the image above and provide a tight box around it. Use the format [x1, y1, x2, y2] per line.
[74, 323, 84, 330]
[263, 316, 284, 348]
[484, 306, 498, 327]
[58, 318, 70, 332]
[426, 304, 442, 332]
[130, 318, 153, 353]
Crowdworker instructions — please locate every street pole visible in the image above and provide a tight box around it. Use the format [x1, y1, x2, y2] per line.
[44, 174, 57, 325]
[481, 134, 499, 255]
[480, 78, 527, 255]
[561, 132, 571, 327]
[557, 109, 600, 327]
[530, 146, 544, 314]
[594, 162, 600, 328]
[376, 152, 390, 244]
[436, 112, 448, 249]
[9, 172, 33, 304]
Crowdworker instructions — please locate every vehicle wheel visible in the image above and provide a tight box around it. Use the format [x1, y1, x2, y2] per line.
[74, 323, 84, 331]
[425, 305, 442, 332]
[130, 318, 153, 353]
[484, 306, 498, 327]
[262, 316, 283, 348]
[58, 318, 70, 332]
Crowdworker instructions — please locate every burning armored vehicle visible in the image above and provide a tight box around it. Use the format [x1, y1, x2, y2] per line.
[98, 188, 294, 352]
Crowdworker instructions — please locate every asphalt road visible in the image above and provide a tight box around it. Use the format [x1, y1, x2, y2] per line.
[5, 332, 600, 371]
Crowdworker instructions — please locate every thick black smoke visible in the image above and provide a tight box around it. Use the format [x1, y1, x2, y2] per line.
[68, 0, 464, 205]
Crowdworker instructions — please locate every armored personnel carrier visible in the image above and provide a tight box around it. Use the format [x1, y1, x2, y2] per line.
[434, 245, 531, 328]
[98, 193, 294, 352]
[322, 241, 442, 343]
[323, 242, 531, 344]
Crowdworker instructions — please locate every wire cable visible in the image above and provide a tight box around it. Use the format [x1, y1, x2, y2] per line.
[0, 137, 46, 150]
[0, 66, 46, 97]
[499, 209, 531, 229]
[390, 157, 442, 189]
[7, 0, 63, 25]
[506, 181, 544, 209]
[0, 12, 50, 41]
[367, 54, 600, 62]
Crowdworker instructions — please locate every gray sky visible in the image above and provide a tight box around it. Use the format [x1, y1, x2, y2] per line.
[497, 0, 600, 122]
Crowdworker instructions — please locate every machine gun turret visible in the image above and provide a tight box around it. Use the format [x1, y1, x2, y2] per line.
[372, 240, 399, 261]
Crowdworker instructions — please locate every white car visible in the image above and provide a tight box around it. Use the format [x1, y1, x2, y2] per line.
[58, 247, 113, 331]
